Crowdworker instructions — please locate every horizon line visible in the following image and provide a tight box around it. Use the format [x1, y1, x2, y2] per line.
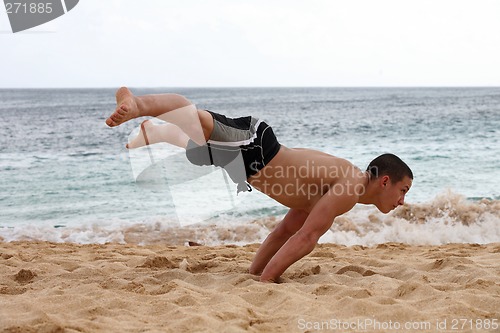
[0, 85, 499, 90]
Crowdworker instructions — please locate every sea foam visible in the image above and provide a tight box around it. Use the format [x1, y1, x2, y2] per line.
[1, 191, 498, 246]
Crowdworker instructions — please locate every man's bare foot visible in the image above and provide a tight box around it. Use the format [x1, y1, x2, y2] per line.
[126, 120, 153, 149]
[105, 87, 140, 127]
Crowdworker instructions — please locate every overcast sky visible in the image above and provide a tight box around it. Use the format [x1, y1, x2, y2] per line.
[1, 0, 499, 88]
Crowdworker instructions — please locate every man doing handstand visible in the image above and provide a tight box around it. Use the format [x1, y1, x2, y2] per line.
[106, 87, 413, 283]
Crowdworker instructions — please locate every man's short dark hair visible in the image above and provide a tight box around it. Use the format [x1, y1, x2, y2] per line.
[366, 153, 413, 182]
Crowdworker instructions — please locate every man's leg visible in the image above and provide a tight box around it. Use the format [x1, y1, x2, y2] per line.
[249, 209, 309, 275]
[126, 120, 190, 149]
[105, 87, 213, 145]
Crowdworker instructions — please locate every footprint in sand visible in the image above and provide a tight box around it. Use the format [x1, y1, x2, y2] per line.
[138, 256, 178, 269]
[289, 265, 322, 279]
[335, 265, 377, 277]
[14, 269, 37, 284]
[0, 285, 27, 295]
[430, 257, 474, 270]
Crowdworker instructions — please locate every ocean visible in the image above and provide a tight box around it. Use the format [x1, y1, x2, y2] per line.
[0, 87, 499, 246]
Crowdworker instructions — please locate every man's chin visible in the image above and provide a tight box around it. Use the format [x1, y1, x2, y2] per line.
[377, 206, 392, 214]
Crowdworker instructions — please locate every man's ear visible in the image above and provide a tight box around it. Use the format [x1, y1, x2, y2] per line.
[380, 175, 390, 188]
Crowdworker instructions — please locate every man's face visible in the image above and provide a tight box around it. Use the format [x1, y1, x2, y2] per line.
[377, 175, 413, 213]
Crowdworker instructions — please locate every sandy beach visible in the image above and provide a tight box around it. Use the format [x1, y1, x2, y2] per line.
[1, 241, 499, 332]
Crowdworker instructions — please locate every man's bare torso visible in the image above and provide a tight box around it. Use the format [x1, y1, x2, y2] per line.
[248, 146, 364, 212]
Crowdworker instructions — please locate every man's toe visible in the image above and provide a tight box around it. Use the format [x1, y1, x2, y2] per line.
[105, 118, 115, 127]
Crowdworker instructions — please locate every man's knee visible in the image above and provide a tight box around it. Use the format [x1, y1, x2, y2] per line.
[171, 93, 192, 108]
[198, 110, 214, 141]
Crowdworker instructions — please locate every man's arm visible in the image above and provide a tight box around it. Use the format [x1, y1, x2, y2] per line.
[249, 209, 309, 275]
[259, 182, 358, 282]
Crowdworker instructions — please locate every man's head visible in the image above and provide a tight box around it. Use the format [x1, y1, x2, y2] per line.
[367, 153, 413, 182]
[366, 154, 413, 213]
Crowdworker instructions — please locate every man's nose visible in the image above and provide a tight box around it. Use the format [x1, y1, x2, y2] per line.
[398, 196, 405, 206]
